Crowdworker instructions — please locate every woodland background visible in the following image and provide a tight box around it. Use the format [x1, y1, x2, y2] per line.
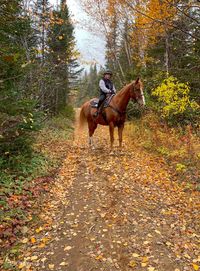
[0, 0, 200, 263]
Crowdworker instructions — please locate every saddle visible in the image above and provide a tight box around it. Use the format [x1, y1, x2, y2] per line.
[90, 94, 115, 108]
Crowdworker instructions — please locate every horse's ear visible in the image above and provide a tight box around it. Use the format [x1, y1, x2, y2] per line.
[135, 77, 140, 84]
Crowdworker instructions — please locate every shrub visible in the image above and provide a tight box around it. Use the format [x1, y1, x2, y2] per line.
[59, 104, 75, 121]
[152, 76, 199, 126]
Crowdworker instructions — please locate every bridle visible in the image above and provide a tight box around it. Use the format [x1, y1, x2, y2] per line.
[132, 85, 144, 102]
[108, 84, 144, 116]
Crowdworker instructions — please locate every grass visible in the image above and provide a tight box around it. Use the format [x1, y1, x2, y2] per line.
[127, 112, 200, 188]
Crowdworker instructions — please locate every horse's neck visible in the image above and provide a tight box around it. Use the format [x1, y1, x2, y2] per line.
[114, 85, 131, 112]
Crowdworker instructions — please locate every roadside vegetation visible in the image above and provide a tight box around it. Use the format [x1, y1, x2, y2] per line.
[0, 107, 74, 257]
[127, 113, 200, 189]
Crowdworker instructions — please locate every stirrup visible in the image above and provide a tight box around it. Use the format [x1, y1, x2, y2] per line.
[93, 110, 99, 117]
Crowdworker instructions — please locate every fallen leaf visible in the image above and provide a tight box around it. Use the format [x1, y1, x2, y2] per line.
[18, 262, 26, 269]
[21, 226, 29, 234]
[132, 253, 140, 258]
[141, 262, 148, 267]
[22, 238, 29, 244]
[30, 256, 38, 261]
[49, 264, 54, 270]
[60, 262, 68, 266]
[192, 263, 199, 271]
[95, 255, 103, 260]
[38, 243, 45, 248]
[142, 256, 149, 263]
[35, 227, 43, 233]
[166, 241, 172, 246]
[31, 237, 36, 243]
[129, 260, 136, 267]
[100, 212, 106, 218]
[64, 245, 72, 251]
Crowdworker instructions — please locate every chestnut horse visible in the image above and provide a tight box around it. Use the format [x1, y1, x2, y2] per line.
[79, 78, 145, 148]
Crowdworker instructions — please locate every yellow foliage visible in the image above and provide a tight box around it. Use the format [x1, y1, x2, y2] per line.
[152, 76, 199, 117]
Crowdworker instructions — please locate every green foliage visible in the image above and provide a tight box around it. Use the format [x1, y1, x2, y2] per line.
[47, 3, 73, 112]
[59, 104, 75, 121]
[0, 0, 41, 162]
[152, 76, 199, 125]
[127, 101, 145, 120]
[0, 0, 79, 171]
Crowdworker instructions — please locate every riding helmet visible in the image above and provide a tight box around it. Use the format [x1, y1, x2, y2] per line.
[103, 70, 113, 76]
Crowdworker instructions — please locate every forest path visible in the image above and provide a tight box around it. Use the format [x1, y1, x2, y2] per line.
[17, 113, 199, 271]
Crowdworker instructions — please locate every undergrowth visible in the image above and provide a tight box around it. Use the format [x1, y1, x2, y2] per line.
[0, 110, 74, 254]
[127, 112, 200, 188]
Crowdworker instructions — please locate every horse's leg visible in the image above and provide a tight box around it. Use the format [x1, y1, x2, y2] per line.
[88, 122, 97, 147]
[118, 124, 124, 148]
[109, 122, 114, 149]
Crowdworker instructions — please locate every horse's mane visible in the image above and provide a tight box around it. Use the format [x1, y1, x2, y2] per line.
[116, 82, 133, 98]
[116, 79, 143, 97]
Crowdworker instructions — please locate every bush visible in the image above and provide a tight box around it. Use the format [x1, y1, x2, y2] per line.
[59, 104, 75, 121]
[0, 109, 42, 164]
[127, 101, 145, 120]
[152, 76, 199, 126]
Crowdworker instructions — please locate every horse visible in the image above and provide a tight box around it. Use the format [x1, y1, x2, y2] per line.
[79, 78, 145, 148]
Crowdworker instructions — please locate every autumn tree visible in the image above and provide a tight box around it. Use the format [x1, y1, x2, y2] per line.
[80, 0, 199, 125]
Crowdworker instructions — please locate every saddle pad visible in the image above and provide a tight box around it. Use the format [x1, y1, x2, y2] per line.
[90, 94, 115, 108]
[90, 98, 99, 108]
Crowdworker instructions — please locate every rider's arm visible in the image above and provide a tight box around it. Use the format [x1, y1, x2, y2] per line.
[99, 79, 111, 94]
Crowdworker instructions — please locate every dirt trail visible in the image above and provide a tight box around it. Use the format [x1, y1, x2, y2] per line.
[17, 116, 199, 271]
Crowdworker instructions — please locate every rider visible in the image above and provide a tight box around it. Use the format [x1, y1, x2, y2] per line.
[94, 70, 116, 117]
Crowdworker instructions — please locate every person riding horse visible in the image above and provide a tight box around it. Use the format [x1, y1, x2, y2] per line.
[94, 70, 116, 117]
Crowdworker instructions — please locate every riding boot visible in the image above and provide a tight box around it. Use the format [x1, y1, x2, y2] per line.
[94, 108, 99, 117]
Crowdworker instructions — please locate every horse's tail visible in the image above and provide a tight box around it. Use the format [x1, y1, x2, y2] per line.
[78, 106, 87, 129]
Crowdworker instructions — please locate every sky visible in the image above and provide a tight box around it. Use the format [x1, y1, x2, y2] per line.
[50, 0, 106, 69]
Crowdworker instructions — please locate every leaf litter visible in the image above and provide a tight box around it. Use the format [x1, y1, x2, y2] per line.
[4, 117, 200, 271]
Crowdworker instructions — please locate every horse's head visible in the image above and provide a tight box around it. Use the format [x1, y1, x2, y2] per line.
[130, 78, 145, 106]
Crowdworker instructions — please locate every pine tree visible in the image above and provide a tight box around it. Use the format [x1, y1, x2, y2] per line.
[0, 0, 39, 157]
[47, 0, 78, 113]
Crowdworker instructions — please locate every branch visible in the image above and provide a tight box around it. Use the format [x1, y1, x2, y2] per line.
[124, 1, 200, 41]
[166, 0, 200, 25]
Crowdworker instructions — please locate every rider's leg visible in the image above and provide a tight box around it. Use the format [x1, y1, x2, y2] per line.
[97, 93, 106, 108]
[94, 93, 106, 116]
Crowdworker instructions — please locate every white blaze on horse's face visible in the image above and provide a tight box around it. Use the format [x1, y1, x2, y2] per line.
[132, 79, 145, 106]
[134, 87, 145, 106]
[139, 88, 146, 106]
